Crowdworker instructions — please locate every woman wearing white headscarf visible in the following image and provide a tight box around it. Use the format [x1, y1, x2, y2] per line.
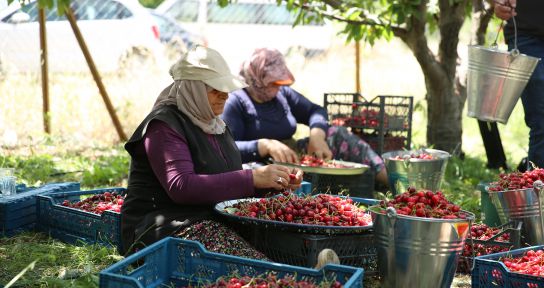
[121, 46, 303, 258]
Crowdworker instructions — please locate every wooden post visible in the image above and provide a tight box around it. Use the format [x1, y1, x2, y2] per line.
[355, 41, 361, 93]
[64, 7, 127, 141]
[38, 8, 50, 134]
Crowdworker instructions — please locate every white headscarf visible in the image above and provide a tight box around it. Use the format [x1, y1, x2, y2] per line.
[153, 79, 226, 135]
[151, 46, 248, 135]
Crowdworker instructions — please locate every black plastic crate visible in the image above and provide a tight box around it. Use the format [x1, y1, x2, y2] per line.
[242, 197, 378, 275]
[250, 227, 377, 275]
[324, 93, 413, 155]
[457, 221, 522, 274]
[303, 169, 375, 198]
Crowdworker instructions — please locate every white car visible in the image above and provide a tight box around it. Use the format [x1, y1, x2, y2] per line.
[0, 0, 165, 73]
[155, 0, 334, 69]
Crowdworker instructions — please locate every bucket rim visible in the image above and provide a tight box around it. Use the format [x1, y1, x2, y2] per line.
[369, 205, 475, 223]
[487, 186, 538, 194]
[382, 149, 451, 162]
[468, 44, 542, 62]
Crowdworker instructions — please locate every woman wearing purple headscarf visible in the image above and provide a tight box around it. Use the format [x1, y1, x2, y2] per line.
[222, 48, 388, 188]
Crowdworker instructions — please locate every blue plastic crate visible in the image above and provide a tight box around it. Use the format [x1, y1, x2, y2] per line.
[0, 182, 80, 237]
[294, 180, 312, 195]
[36, 187, 125, 252]
[99, 237, 364, 288]
[472, 245, 544, 288]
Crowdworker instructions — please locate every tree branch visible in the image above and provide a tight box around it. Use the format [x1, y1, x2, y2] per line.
[400, 0, 442, 84]
[289, 1, 409, 37]
[471, 0, 495, 45]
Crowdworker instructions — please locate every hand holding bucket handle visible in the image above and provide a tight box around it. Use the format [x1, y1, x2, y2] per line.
[494, 0, 517, 21]
[492, 0, 519, 55]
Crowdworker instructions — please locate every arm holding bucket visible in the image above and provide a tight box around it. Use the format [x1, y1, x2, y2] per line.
[494, 0, 517, 20]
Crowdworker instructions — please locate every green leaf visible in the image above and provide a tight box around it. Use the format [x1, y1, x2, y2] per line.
[37, 0, 54, 9]
[224, 207, 238, 214]
[57, 0, 71, 16]
[293, 7, 304, 27]
[217, 0, 229, 8]
[286, 0, 295, 10]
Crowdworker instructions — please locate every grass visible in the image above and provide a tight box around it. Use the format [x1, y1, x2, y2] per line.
[1, 138, 128, 189]
[0, 232, 120, 288]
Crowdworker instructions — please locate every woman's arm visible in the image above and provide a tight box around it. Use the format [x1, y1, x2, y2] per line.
[144, 120, 255, 204]
[284, 87, 332, 159]
[284, 87, 329, 132]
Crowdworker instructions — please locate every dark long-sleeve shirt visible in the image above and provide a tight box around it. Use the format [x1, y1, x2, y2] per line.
[222, 87, 329, 162]
[143, 120, 254, 204]
[504, 1, 544, 41]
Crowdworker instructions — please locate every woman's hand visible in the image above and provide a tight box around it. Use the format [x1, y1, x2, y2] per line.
[494, 0, 516, 20]
[252, 164, 301, 190]
[258, 139, 298, 163]
[307, 128, 333, 161]
[286, 167, 304, 191]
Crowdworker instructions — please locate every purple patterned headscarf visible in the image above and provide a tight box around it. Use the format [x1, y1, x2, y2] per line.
[239, 48, 295, 103]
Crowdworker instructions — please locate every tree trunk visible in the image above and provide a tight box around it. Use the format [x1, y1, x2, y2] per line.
[425, 78, 464, 153]
[397, 0, 467, 153]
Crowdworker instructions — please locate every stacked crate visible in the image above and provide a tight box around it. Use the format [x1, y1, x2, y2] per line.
[324, 93, 413, 155]
[0, 182, 80, 237]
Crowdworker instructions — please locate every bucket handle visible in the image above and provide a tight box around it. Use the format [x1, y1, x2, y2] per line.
[469, 220, 476, 272]
[386, 206, 398, 219]
[385, 207, 397, 241]
[402, 155, 411, 169]
[534, 180, 544, 244]
[491, 13, 519, 56]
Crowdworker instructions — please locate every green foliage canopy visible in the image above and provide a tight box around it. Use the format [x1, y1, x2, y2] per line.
[250, 0, 472, 45]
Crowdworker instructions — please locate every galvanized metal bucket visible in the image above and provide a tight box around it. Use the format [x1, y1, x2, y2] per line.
[370, 206, 475, 288]
[467, 45, 540, 124]
[466, 17, 540, 124]
[382, 149, 450, 195]
[488, 181, 544, 245]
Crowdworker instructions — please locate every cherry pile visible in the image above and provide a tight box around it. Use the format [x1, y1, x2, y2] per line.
[355, 132, 406, 152]
[488, 168, 544, 192]
[299, 155, 349, 168]
[501, 249, 544, 277]
[465, 223, 512, 256]
[457, 223, 513, 273]
[329, 105, 407, 130]
[390, 152, 434, 160]
[378, 187, 465, 219]
[61, 191, 124, 215]
[346, 107, 381, 128]
[183, 273, 343, 288]
[227, 193, 372, 226]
